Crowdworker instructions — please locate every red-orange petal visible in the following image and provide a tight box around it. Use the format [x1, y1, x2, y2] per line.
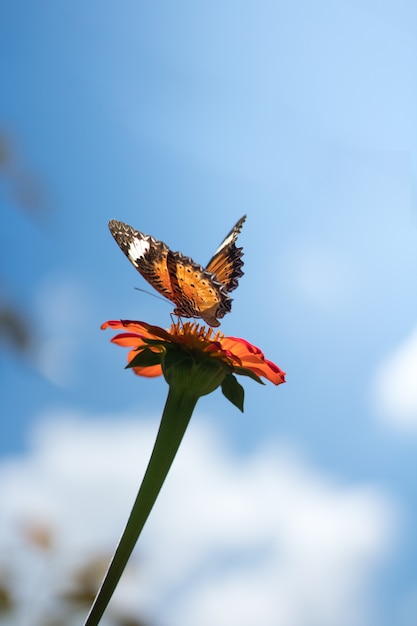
[222, 336, 263, 357]
[221, 336, 285, 385]
[131, 363, 163, 377]
[243, 361, 286, 385]
[101, 320, 167, 340]
[110, 333, 148, 348]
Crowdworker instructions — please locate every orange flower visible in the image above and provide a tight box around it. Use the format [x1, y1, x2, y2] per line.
[92, 318, 285, 625]
[101, 320, 285, 386]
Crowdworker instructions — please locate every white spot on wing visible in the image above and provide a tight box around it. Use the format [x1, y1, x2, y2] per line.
[128, 237, 150, 263]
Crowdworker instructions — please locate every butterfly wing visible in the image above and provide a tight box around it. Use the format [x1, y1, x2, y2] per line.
[108, 220, 176, 302]
[205, 215, 246, 292]
[166, 250, 231, 327]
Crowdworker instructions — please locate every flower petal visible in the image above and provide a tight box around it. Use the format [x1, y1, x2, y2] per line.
[131, 363, 163, 377]
[110, 333, 148, 348]
[243, 361, 286, 385]
[101, 320, 169, 341]
[221, 336, 286, 385]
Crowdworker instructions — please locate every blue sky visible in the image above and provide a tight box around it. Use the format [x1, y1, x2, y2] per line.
[1, 2, 416, 625]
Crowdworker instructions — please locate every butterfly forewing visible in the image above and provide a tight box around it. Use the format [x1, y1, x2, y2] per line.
[108, 220, 175, 301]
[205, 215, 246, 292]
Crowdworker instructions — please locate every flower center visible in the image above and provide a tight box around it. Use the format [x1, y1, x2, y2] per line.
[170, 321, 225, 347]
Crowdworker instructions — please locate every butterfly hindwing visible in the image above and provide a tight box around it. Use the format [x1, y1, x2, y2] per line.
[166, 250, 231, 327]
[109, 215, 246, 327]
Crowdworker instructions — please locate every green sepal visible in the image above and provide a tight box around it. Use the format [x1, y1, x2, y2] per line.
[126, 348, 162, 369]
[140, 337, 171, 347]
[163, 347, 194, 372]
[162, 347, 226, 395]
[233, 366, 265, 385]
[221, 373, 245, 412]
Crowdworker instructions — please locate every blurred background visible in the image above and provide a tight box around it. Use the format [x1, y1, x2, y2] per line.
[1, 2, 416, 625]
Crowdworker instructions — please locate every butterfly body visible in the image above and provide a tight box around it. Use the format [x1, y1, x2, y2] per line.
[109, 215, 246, 327]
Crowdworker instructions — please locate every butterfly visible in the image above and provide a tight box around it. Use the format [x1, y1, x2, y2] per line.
[108, 215, 246, 327]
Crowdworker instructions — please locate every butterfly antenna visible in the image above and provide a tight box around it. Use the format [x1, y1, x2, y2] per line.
[134, 287, 171, 305]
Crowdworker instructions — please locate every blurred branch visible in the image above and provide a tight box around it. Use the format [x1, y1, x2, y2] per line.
[0, 128, 50, 359]
[0, 130, 48, 219]
[0, 580, 15, 616]
[0, 306, 31, 353]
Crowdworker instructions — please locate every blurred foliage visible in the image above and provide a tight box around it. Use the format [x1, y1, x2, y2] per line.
[0, 581, 14, 615]
[0, 131, 152, 626]
[0, 129, 49, 360]
[0, 519, 152, 626]
[0, 306, 31, 353]
[60, 555, 151, 626]
[0, 131, 47, 219]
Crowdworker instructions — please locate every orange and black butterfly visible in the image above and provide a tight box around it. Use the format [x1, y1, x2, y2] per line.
[108, 215, 246, 327]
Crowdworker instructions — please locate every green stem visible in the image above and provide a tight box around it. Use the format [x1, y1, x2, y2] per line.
[83, 385, 199, 626]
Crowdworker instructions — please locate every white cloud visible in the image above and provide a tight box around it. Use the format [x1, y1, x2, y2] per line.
[371, 325, 417, 433]
[0, 413, 397, 626]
